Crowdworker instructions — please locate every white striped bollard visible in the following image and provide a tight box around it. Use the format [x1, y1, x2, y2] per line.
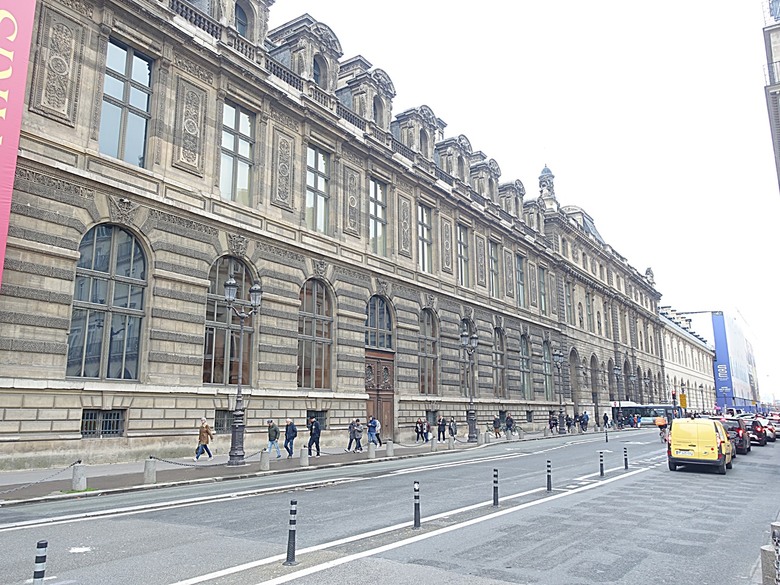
[413, 480, 421, 529]
[599, 451, 604, 477]
[546, 460, 552, 492]
[492, 469, 499, 507]
[283, 500, 298, 566]
[33, 540, 47, 585]
[623, 447, 629, 470]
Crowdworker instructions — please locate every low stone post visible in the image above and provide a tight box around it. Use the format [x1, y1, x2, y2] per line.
[259, 449, 270, 471]
[143, 457, 156, 484]
[448, 436, 455, 450]
[368, 442, 376, 459]
[72, 462, 86, 491]
[386, 439, 394, 457]
[299, 447, 309, 467]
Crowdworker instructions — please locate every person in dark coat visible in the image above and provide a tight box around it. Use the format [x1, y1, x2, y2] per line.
[307, 416, 321, 457]
[437, 416, 447, 441]
[284, 418, 298, 458]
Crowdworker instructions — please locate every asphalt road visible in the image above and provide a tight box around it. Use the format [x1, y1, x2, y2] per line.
[2, 429, 778, 585]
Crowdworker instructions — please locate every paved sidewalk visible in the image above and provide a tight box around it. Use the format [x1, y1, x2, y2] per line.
[0, 427, 609, 506]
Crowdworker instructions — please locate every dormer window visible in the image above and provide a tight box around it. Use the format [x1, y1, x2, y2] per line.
[419, 129, 429, 157]
[372, 95, 384, 126]
[313, 55, 327, 87]
[235, 3, 248, 37]
[457, 156, 466, 182]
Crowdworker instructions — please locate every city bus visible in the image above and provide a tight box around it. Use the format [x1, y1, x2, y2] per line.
[609, 402, 683, 427]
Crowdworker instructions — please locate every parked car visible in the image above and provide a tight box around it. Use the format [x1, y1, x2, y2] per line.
[668, 418, 733, 474]
[757, 417, 776, 442]
[711, 416, 751, 455]
[744, 418, 768, 446]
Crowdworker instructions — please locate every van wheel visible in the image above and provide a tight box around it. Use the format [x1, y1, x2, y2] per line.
[668, 460, 677, 471]
[726, 459, 733, 470]
[718, 459, 727, 475]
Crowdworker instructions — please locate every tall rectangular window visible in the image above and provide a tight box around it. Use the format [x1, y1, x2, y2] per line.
[565, 282, 574, 324]
[369, 179, 387, 255]
[538, 266, 547, 314]
[306, 146, 329, 233]
[488, 241, 500, 298]
[99, 39, 152, 167]
[516, 254, 526, 308]
[457, 224, 470, 287]
[417, 203, 433, 273]
[220, 102, 254, 206]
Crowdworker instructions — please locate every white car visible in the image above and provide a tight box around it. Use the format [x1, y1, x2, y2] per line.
[757, 417, 777, 442]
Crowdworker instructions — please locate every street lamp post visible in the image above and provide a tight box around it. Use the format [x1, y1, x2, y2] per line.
[552, 349, 566, 434]
[699, 384, 704, 413]
[460, 326, 479, 443]
[613, 365, 622, 423]
[224, 277, 262, 466]
[642, 376, 650, 403]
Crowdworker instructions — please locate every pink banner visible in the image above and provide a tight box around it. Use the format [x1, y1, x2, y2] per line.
[0, 1, 37, 289]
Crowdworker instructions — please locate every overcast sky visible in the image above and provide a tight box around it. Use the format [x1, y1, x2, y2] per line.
[268, 1, 780, 403]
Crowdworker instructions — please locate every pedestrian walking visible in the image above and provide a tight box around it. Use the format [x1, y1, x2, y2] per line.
[565, 414, 573, 433]
[345, 418, 356, 452]
[374, 417, 383, 446]
[367, 415, 378, 445]
[353, 418, 364, 451]
[549, 414, 557, 432]
[267, 418, 281, 458]
[437, 415, 447, 441]
[423, 419, 431, 442]
[448, 416, 458, 437]
[307, 415, 321, 457]
[581, 411, 590, 432]
[194, 417, 214, 461]
[415, 418, 425, 443]
[284, 418, 298, 458]
[603, 412, 609, 429]
[493, 415, 501, 438]
[505, 413, 515, 436]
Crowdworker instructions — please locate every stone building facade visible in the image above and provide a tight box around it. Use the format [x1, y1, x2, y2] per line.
[0, 0, 670, 467]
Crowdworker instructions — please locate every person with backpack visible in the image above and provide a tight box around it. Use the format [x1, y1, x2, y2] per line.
[267, 418, 281, 458]
[284, 418, 298, 458]
[448, 416, 458, 438]
[581, 411, 590, 432]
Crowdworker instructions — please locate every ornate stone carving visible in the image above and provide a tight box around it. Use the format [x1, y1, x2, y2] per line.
[424, 294, 436, 309]
[273, 132, 293, 209]
[90, 32, 109, 141]
[365, 365, 374, 385]
[109, 197, 138, 226]
[342, 149, 363, 167]
[256, 242, 304, 263]
[15, 167, 95, 200]
[173, 54, 213, 83]
[441, 218, 452, 273]
[313, 259, 327, 277]
[475, 235, 486, 287]
[504, 249, 514, 297]
[398, 196, 412, 257]
[228, 234, 248, 257]
[149, 209, 218, 236]
[30, 8, 84, 126]
[464, 306, 474, 321]
[376, 279, 388, 297]
[270, 108, 299, 132]
[172, 77, 206, 175]
[343, 167, 360, 236]
[53, 0, 94, 16]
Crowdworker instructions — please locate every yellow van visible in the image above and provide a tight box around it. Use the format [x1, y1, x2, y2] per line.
[667, 418, 733, 474]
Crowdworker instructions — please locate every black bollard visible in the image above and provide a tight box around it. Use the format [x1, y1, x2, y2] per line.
[283, 500, 298, 566]
[413, 481, 421, 529]
[623, 447, 629, 470]
[493, 469, 499, 507]
[546, 460, 552, 492]
[599, 451, 604, 477]
[605, 427, 609, 443]
[33, 540, 47, 585]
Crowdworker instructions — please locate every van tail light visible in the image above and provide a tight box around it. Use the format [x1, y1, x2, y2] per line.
[737, 429, 743, 436]
[756, 424, 763, 431]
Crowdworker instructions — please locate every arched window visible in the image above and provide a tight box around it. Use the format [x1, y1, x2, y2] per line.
[203, 256, 255, 385]
[298, 279, 332, 390]
[419, 129, 429, 157]
[493, 328, 506, 397]
[235, 3, 248, 37]
[457, 156, 466, 182]
[365, 296, 393, 349]
[543, 341, 553, 401]
[519, 335, 531, 399]
[313, 55, 326, 88]
[419, 309, 438, 395]
[67, 224, 146, 379]
[372, 95, 384, 127]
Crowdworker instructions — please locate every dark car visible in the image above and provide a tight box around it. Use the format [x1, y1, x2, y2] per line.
[712, 417, 750, 455]
[744, 418, 768, 446]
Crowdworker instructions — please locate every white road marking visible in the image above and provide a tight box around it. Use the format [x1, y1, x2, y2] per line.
[68, 546, 92, 553]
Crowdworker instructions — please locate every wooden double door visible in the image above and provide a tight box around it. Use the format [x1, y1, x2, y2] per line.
[365, 349, 395, 439]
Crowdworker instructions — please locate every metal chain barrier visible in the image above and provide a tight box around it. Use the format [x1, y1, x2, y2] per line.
[0, 459, 82, 496]
[149, 449, 263, 469]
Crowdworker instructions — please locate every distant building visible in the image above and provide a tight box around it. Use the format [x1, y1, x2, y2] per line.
[685, 311, 761, 413]
[763, 2, 780, 191]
